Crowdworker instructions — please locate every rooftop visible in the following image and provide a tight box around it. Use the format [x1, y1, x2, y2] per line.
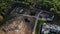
[41, 23, 60, 34]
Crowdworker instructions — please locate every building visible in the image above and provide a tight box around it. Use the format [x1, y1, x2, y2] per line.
[40, 23, 60, 34]
[39, 10, 54, 21]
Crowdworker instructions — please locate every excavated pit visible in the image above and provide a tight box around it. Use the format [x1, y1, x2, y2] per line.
[1, 16, 36, 34]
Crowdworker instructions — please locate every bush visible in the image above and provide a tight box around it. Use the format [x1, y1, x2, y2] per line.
[0, 15, 3, 20]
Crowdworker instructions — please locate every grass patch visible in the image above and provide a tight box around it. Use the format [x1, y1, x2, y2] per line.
[35, 20, 48, 34]
[0, 14, 16, 27]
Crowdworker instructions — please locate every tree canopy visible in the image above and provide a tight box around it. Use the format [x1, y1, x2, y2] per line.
[0, 0, 60, 23]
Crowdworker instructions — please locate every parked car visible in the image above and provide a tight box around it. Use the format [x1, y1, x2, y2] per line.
[15, 7, 24, 14]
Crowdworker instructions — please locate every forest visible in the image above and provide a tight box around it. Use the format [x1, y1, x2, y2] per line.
[0, 0, 60, 26]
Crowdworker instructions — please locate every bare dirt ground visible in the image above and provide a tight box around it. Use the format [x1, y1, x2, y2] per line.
[0, 16, 36, 34]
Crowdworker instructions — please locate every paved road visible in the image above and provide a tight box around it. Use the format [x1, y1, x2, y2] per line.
[13, 6, 54, 34]
[32, 11, 42, 34]
[16, 12, 42, 34]
[16, 11, 41, 34]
